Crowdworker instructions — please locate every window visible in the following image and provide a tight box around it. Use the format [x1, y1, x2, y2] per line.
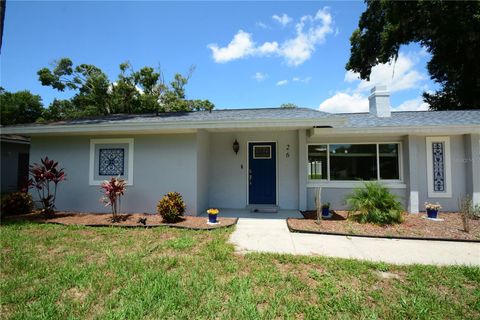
[253, 145, 271, 159]
[330, 144, 377, 180]
[89, 139, 134, 185]
[308, 145, 327, 179]
[426, 137, 451, 198]
[307, 143, 401, 182]
[379, 144, 399, 180]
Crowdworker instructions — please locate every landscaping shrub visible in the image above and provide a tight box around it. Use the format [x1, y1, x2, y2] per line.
[28, 157, 66, 217]
[345, 182, 403, 225]
[100, 177, 127, 222]
[157, 192, 186, 223]
[1, 192, 34, 216]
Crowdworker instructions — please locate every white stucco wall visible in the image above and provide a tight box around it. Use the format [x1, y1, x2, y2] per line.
[415, 134, 468, 211]
[208, 130, 299, 209]
[27, 130, 478, 215]
[196, 130, 210, 214]
[29, 134, 198, 214]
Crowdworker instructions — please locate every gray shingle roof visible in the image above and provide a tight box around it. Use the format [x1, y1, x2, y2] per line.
[339, 110, 480, 128]
[5, 107, 334, 127]
[1, 108, 479, 133]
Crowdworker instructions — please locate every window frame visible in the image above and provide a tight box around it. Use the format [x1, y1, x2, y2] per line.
[306, 142, 403, 185]
[89, 138, 134, 186]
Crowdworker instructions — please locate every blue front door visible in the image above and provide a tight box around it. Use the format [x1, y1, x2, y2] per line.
[248, 142, 276, 205]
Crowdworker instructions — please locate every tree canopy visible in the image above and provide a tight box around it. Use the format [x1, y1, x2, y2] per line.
[37, 58, 214, 121]
[0, 88, 44, 125]
[280, 103, 299, 109]
[347, 0, 480, 110]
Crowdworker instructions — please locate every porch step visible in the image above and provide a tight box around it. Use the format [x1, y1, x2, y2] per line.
[247, 205, 279, 213]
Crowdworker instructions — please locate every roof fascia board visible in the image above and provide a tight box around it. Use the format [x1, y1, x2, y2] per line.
[309, 125, 480, 137]
[1, 118, 345, 135]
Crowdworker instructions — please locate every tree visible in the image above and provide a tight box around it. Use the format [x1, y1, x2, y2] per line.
[0, 87, 44, 125]
[346, 1, 480, 110]
[38, 58, 215, 118]
[40, 99, 77, 121]
[280, 103, 298, 109]
[0, 0, 6, 53]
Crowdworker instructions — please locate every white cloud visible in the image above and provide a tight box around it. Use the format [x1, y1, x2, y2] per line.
[276, 80, 288, 86]
[344, 53, 426, 93]
[257, 41, 279, 55]
[280, 8, 333, 66]
[319, 50, 430, 113]
[208, 8, 334, 66]
[272, 13, 292, 26]
[319, 92, 368, 113]
[256, 21, 268, 29]
[293, 76, 311, 83]
[207, 30, 255, 63]
[394, 97, 429, 111]
[253, 72, 268, 82]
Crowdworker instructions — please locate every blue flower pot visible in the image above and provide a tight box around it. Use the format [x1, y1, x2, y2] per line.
[208, 214, 218, 223]
[322, 207, 330, 217]
[427, 209, 438, 219]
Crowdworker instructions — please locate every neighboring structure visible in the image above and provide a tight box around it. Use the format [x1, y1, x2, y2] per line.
[1, 86, 479, 214]
[0, 135, 30, 194]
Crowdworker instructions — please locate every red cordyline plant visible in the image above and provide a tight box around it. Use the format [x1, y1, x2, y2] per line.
[28, 157, 66, 217]
[100, 177, 127, 222]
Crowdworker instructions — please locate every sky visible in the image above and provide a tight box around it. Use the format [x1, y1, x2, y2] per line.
[1, 1, 436, 113]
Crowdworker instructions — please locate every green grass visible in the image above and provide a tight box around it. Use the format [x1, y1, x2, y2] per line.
[1, 221, 479, 319]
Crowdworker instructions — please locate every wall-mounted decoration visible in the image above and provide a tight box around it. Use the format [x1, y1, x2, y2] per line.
[99, 148, 125, 176]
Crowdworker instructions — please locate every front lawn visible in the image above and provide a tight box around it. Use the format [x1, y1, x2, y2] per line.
[1, 221, 479, 319]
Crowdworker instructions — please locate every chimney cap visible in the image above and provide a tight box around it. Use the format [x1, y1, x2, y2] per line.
[369, 85, 389, 97]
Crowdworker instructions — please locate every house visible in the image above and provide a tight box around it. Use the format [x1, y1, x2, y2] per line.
[1, 135, 30, 194]
[1, 86, 479, 215]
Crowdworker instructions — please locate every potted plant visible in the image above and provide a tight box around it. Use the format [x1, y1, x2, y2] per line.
[207, 208, 219, 224]
[425, 202, 442, 219]
[321, 202, 331, 218]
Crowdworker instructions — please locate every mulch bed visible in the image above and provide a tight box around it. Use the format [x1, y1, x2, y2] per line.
[2, 212, 237, 230]
[287, 210, 480, 242]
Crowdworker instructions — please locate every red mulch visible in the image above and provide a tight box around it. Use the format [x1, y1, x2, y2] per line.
[287, 210, 480, 241]
[2, 212, 237, 230]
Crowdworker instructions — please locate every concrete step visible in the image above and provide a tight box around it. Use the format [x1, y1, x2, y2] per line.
[247, 204, 279, 213]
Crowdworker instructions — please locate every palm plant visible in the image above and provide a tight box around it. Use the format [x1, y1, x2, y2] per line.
[345, 182, 403, 225]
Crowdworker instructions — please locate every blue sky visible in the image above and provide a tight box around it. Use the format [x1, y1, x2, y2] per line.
[1, 1, 435, 112]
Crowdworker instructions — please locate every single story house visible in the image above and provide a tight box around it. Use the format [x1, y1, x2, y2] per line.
[1, 86, 479, 215]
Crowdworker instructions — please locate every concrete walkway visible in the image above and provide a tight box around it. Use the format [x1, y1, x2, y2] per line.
[228, 211, 480, 266]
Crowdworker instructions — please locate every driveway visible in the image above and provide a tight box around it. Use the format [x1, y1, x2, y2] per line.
[229, 212, 480, 266]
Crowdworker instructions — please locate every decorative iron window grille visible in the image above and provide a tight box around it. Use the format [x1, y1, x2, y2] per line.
[432, 142, 445, 192]
[99, 148, 125, 176]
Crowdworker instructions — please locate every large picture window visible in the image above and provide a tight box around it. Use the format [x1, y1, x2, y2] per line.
[330, 144, 377, 180]
[307, 143, 401, 182]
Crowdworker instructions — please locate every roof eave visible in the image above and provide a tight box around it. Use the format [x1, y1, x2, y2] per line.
[0, 118, 346, 136]
[309, 125, 480, 137]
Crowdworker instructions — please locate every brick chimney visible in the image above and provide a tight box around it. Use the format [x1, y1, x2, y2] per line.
[369, 85, 391, 117]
